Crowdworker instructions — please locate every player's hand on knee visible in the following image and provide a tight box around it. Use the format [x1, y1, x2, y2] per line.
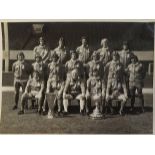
[36, 92, 41, 99]
[106, 94, 110, 101]
[81, 93, 85, 99]
[124, 94, 128, 100]
[86, 91, 90, 99]
[46, 89, 50, 93]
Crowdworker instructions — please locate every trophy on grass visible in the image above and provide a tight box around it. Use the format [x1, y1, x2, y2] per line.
[46, 93, 57, 119]
[89, 94, 104, 120]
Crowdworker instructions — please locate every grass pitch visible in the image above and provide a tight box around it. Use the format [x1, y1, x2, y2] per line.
[0, 92, 153, 134]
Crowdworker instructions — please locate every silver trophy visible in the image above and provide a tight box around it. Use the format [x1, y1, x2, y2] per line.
[46, 93, 57, 119]
[89, 95, 103, 120]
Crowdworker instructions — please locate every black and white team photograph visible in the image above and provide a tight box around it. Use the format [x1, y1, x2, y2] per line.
[0, 21, 154, 134]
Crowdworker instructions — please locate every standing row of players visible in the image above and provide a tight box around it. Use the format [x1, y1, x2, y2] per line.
[12, 36, 145, 118]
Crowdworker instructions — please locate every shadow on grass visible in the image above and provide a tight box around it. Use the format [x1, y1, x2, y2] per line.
[125, 106, 153, 115]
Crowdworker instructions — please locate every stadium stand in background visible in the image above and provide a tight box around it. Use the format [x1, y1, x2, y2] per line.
[1, 22, 154, 82]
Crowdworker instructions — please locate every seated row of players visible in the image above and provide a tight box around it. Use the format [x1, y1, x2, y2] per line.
[12, 36, 145, 118]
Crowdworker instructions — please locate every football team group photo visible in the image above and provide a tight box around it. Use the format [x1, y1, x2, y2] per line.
[0, 22, 154, 134]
